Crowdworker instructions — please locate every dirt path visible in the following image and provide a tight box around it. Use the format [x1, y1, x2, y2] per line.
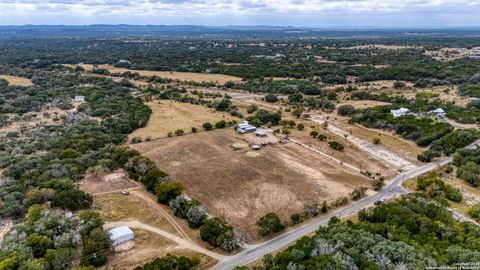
[129, 190, 193, 242]
[0, 219, 12, 243]
[92, 186, 141, 196]
[311, 115, 417, 171]
[104, 219, 226, 260]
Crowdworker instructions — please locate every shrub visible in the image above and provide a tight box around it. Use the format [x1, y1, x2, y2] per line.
[256, 213, 285, 236]
[215, 120, 227, 129]
[350, 187, 367, 201]
[372, 178, 385, 191]
[200, 217, 237, 251]
[191, 127, 197, 133]
[265, 94, 278, 103]
[202, 122, 213, 130]
[174, 129, 184, 136]
[329, 141, 344, 151]
[130, 137, 142, 144]
[297, 123, 305, 130]
[337, 104, 356, 116]
[372, 137, 381, 145]
[310, 130, 318, 138]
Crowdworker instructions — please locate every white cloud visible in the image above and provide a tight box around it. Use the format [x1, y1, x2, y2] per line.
[0, 0, 478, 26]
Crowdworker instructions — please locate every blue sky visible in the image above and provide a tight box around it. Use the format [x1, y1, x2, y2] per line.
[0, 0, 479, 27]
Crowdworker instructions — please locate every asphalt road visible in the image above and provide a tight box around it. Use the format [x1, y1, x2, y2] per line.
[212, 139, 480, 270]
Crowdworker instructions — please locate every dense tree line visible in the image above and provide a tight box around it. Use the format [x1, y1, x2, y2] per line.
[236, 195, 480, 269]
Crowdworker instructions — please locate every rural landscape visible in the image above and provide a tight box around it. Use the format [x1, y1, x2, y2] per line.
[0, 23, 480, 270]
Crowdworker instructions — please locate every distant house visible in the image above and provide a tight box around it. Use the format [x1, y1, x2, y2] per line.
[255, 130, 267, 137]
[236, 121, 256, 134]
[109, 226, 134, 246]
[74, 95, 85, 102]
[250, 144, 261, 150]
[429, 108, 447, 118]
[390, 108, 410, 118]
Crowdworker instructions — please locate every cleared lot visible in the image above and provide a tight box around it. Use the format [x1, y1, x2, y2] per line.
[0, 75, 33, 86]
[131, 130, 371, 240]
[128, 100, 238, 141]
[67, 64, 242, 83]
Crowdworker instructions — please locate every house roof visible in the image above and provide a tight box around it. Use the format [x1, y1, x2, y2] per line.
[109, 226, 134, 241]
[255, 130, 267, 135]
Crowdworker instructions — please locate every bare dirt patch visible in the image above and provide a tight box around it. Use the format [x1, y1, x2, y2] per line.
[0, 75, 33, 86]
[128, 100, 238, 141]
[70, 64, 242, 83]
[130, 130, 371, 240]
[93, 192, 180, 236]
[100, 229, 216, 270]
[79, 168, 138, 195]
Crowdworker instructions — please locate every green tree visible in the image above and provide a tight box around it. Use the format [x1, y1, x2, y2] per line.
[202, 122, 213, 130]
[256, 213, 285, 236]
[155, 181, 184, 204]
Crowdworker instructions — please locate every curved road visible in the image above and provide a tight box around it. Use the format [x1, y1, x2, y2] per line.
[212, 139, 480, 269]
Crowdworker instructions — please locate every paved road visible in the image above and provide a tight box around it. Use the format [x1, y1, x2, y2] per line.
[212, 139, 480, 269]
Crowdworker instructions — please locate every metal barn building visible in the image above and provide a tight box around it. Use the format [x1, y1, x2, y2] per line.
[109, 226, 134, 246]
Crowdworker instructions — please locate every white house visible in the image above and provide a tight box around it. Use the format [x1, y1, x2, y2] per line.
[390, 108, 410, 118]
[429, 108, 446, 118]
[109, 226, 134, 246]
[74, 96, 85, 102]
[236, 121, 256, 134]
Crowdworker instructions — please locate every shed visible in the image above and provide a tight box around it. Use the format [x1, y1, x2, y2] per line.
[109, 226, 134, 246]
[390, 108, 410, 118]
[236, 121, 257, 134]
[255, 130, 267, 137]
[429, 108, 446, 118]
[74, 95, 85, 102]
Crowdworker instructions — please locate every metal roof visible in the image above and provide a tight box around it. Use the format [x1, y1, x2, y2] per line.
[109, 226, 134, 241]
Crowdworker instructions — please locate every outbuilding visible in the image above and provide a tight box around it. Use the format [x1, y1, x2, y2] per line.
[429, 108, 446, 118]
[255, 130, 267, 137]
[74, 95, 85, 102]
[109, 226, 134, 246]
[390, 107, 410, 118]
[236, 121, 257, 134]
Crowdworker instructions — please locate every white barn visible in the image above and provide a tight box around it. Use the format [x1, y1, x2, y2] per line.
[390, 108, 410, 118]
[74, 95, 85, 102]
[109, 226, 134, 246]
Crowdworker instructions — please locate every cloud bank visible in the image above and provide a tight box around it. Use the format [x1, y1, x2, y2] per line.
[0, 0, 479, 26]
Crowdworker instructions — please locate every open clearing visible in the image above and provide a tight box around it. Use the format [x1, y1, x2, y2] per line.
[67, 64, 242, 83]
[99, 228, 216, 270]
[0, 75, 33, 86]
[128, 100, 238, 141]
[131, 130, 371, 240]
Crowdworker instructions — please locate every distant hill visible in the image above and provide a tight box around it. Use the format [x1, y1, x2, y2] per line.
[0, 25, 479, 39]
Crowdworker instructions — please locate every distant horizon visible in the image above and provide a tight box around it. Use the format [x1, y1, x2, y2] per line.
[1, 0, 479, 27]
[1, 24, 480, 30]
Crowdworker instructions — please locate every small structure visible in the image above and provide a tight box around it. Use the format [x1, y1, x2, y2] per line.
[469, 97, 480, 101]
[74, 95, 85, 102]
[255, 130, 267, 137]
[109, 226, 134, 246]
[64, 212, 73, 219]
[390, 107, 410, 118]
[250, 144, 261, 150]
[236, 121, 256, 134]
[429, 108, 446, 118]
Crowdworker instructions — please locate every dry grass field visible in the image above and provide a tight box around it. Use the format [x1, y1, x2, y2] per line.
[100, 229, 216, 270]
[0, 75, 33, 86]
[68, 64, 242, 83]
[128, 100, 239, 141]
[131, 130, 371, 240]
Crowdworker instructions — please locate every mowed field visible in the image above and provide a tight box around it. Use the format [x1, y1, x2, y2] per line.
[67, 64, 242, 83]
[128, 101, 239, 140]
[0, 75, 33, 86]
[131, 130, 371, 240]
